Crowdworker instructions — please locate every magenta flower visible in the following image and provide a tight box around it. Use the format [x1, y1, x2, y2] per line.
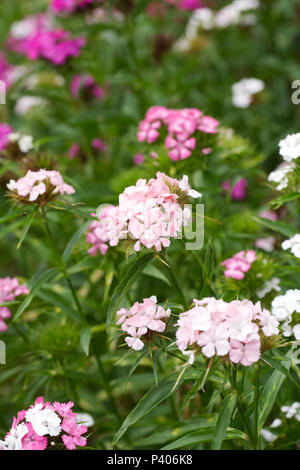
[137, 106, 219, 161]
[71, 74, 105, 101]
[92, 138, 106, 152]
[179, 0, 204, 10]
[137, 119, 161, 143]
[0, 277, 29, 332]
[0, 123, 13, 157]
[51, 0, 103, 15]
[222, 178, 248, 201]
[21, 423, 47, 451]
[61, 418, 87, 450]
[133, 153, 145, 165]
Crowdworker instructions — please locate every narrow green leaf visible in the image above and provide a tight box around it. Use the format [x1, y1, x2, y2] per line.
[258, 351, 292, 429]
[62, 220, 91, 264]
[14, 268, 60, 321]
[80, 325, 92, 356]
[211, 393, 237, 450]
[106, 253, 154, 328]
[253, 216, 297, 238]
[162, 427, 245, 450]
[113, 370, 193, 444]
[143, 264, 171, 286]
[17, 209, 37, 249]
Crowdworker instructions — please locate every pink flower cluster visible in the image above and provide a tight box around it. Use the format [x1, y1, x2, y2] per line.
[117, 296, 171, 351]
[0, 53, 13, 90]
[86, 205, 118, 256]
[137, 106, 219, 161]
[0, 277, 29, 332]
[0, 124, 13, 157]
[222, 177, 248, 201]
[0, 397, 87, 450]
[88, 172, 201, 253]
[176, 298, 279, 366]
[71, 74, 105, 101]
[7, 169, 75, 203]
[9, 14, 85, 65]
[222, 250, 257, 280]
[51, 0, 103, 15]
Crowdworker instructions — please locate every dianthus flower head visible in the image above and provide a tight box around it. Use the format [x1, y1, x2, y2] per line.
[137, 106, 218, 160]
[175, 297, 278, 366]
[0, 124, 13, 157]
[7, 169, 75, 206]
[117, 296, 171, 351]
[97, 172, 201, 253]
[0, 277, 29, 332]
[51, 0, 103, 15]
[86, 205, 118, 256]
[0, 396, 88, 450]
[221, 250, 257, 280]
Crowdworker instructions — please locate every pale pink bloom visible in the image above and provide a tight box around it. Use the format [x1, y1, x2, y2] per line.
[229, 339, 260, 366]
[7, 169, 75, 203]
[255, 237, 276, 252]
[86, 206, 118, 256]
[117, 296, 170, 350]
[222, 250, 257, 280]
[259, 209, 278, 221]
[176, 298, 276, 366]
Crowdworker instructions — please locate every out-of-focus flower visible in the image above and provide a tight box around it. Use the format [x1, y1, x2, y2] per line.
[137, 106, 218, 161]
[133, 153, 145, 165]
[259, 209, 278, 221]
[232, 78, 265, 108]
[0, 124, 13, 157]
[175, 297, 278, 366]
[71, 74, 105, 101]
[222, 250, 257, 280]
[51, 0, 103, 15]
[256, 277, 280, 299]
[15, 96, 47, 116]
[76, 413, 94, 428]
[255, 237, 276, 252]
[282, 234, 300, 258]
[222, 177, 247, 201]
[0, 277, 29, 332]
[117, 296, 171, 351]
[281, 402, 300, 421]
[7, 169, 75, 205]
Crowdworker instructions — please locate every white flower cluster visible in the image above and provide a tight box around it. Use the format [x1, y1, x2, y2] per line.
[8, 132, 34, 154]
[231, 78, 265, 108]
[282, 234, 300, 259]
[256, 277, 280, 299]
[281, 402, 300, 421]
[271, 289, 300, 341]
[174, 0, 259, 51]
[268, 162, 295, 191]
[268, 132, 300, 191]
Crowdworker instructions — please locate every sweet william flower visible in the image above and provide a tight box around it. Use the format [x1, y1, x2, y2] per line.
[282, 234, 300, 259]
[7, 169, 75, 205]
[279, 133, 300, 162]
[221, 250, 257, 280]
[229, 339, 260, 366]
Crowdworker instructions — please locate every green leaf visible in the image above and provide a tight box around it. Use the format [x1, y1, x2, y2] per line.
[271, 192, 300, 209]
[211, 392, 237, 450]
[13, 268, 60, 321]
[80, 325, 92, 356]
[143, 264, 171, 286]
[17, 209, 38, 249]
[62, 220, 91, 264]
[37, 288, 81, 322]
[113, 370, 196, 444]
[106, 253, 154, 328]
[258, 351, 292, 429]
[162, 427, 246, 450]
[262, 352, 300, 391]
[253, 216, 297, 238]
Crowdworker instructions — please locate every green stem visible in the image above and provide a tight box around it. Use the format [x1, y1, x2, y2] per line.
[230, 365, 256, 449]
[253, 363, 260, 450]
